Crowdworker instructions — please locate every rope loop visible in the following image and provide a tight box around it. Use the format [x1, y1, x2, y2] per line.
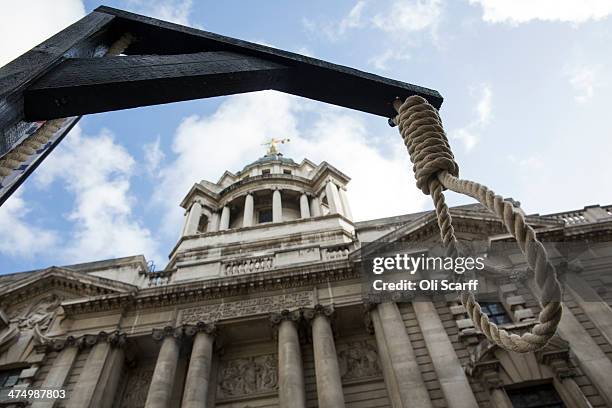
[395, 96, 459, 194]
[394, 95, 563, 353]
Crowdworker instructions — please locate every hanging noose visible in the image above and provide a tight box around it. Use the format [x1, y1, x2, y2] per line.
[393, 95, 562, 353]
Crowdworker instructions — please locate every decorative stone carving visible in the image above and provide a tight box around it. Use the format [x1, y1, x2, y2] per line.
[183, 321, 217, 337]
[120, 366, 155, 408]
[217, 354, 278, 399]
[337, 339, 381, 380]
[152, 326, 184, 341]
[179, 291, 314, 324]
[269, 309, 301, 325]
[302, 304, 334, 321]
[40, 330, 127, 352]
[13, 293, 63, 331]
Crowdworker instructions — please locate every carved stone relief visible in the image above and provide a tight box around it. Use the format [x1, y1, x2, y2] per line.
[179, 291, 314, 324]
[337, 339, 381, 380]
[11, 293, 64, 331]
[119, 366, 155, 408]
[217, 354, 278, 399]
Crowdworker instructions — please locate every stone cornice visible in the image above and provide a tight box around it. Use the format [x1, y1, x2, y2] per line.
[0, 267, 138, 308]
[61, 259, 357, 316]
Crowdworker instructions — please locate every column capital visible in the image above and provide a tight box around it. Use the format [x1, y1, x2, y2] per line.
[270, 309, 301, 325]
[152, 326, 184, 341]
[183, 322, 217, 337]
[303, 304, 335, 321]
[43, 330, 126, 352]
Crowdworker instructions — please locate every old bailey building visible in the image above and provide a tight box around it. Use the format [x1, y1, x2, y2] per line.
[1, 140, 612, 408]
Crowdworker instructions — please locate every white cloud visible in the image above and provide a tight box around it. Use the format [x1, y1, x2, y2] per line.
[305, 0, 442, 43]
[451, 84, 492, 151]
[0, 190, 58, 258]
[143, 136, 165, 174]
[340, 1, 368, 33]
[372, 0, 442, 34]
[35, 126, 161, 264]
[303, 1, 367, 41]
[126, 0, 195, 26]
[368, 48, 411, 71]
[0, 0, 85, 67]
[567, 65, 602, 103]
[153, 91, 426, 235]
[469, 0, 612, 24]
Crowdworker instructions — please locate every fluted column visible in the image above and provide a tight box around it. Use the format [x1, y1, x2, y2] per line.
[32, 342, 79, 408]
[67, 334, 111, 408]
[243, 193, 254, 227]
[145, 327, 183, 408]
[219, 206, 230, 230]
[338, 188, 352, 220]
[273, 189, 282, 222]
[413, 301, 478, 407]
[182, 323, 216, 408]
[371, 302, 432, 408]
[299, 193, 310, 219]
[271, 310, 306, 408]
[184, 201, 203, 235]
[305, 305, 345, 408]
[310, 196, 321, 217]
[325, 181, 343, 215]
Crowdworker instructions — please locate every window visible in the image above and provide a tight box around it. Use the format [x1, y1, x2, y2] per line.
[258, 208, 273, 223]
[262, 169, 271, 175]
[0, 368, 21, 389]
[506, 383, 565, 408]
[197, 215, 209, 233]
[283, 169, 292, 175]
[480, 302, 511, 325]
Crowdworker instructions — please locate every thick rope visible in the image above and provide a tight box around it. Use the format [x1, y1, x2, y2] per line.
[394, 95, 562, 353]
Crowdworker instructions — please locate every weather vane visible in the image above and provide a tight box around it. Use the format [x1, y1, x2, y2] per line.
[262, 137, 290, 155]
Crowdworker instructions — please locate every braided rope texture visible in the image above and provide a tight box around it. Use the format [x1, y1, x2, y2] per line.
[394, 95, 563, 353]
[0, 33, 134, 182]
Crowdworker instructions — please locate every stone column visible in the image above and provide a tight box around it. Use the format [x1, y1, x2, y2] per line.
[182, 323, 216, 408]
[208, 211, 220, 232]
[243, 193, 254, 228]
[32, 343, 79, 408]
[338, 188, 352, 219]
[219, 206, 230, 230]
[67, 334, 111, 408]
[413, 301, 478, 408]
[371, 302, 432, 408]
[271, 310, 306, 408]
[325, 181, 343, 216]
[299, 193, 310, 219]
[273, 189, 283, 223]
[92, 332, 127, 408]
[145, 327, 183, 408]
[310, 196, 321, 217]
[184, 201, 203, 236]
[304, 305, 345, 408]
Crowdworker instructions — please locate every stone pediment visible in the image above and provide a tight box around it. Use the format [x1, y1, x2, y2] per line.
[0, 266, 138, 307]
[364, 206, 564, 249]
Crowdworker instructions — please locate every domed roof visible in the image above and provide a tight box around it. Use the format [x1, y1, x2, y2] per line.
[241, 153, 296, 171]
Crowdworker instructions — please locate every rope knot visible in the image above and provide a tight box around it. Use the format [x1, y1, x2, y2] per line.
[395, 95, 459, 195]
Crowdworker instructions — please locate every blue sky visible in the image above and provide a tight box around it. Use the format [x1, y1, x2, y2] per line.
[1, 0, 611, 274]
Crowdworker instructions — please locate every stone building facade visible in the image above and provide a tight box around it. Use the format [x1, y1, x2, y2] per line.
[0, 150, 612, 408]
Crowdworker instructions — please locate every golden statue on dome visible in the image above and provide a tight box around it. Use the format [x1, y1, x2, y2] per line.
[262, 137, 290, 155]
